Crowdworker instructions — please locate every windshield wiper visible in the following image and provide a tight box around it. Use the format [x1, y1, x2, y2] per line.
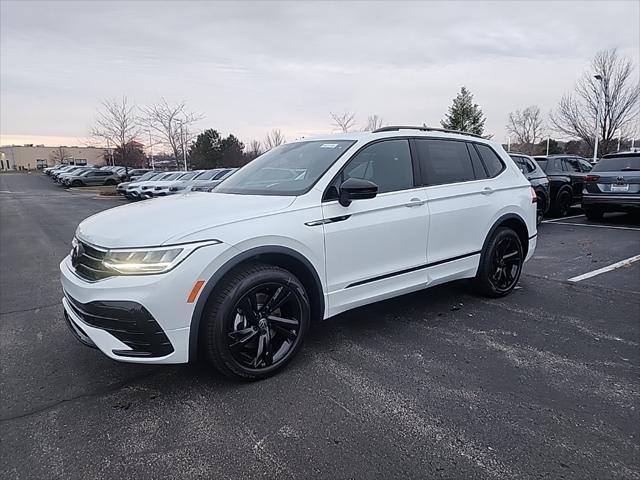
[620, 167, 640, 171]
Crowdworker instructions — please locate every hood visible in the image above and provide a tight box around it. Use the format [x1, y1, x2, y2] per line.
[76, 192, 296, 248]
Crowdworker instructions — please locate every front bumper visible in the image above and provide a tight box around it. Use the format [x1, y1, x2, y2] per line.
[59, 241, 231, 364]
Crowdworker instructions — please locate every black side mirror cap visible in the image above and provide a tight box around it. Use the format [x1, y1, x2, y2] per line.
[338, 177, 378, 207]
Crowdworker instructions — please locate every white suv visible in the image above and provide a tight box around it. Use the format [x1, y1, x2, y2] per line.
[60, 126, 537, 380]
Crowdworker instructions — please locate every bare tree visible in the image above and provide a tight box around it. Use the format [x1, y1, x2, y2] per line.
[264, 129, 285, 151]
[247, 139, 263, 159]
[138, 98, 203, 167]
[363, 114, 384, 132]
[49, 146, 72, 165]
[550, 49, 640, 156]
[330, 112, 356, 133]
[506, 105, 544, 154]
[91, 96, 140, 165]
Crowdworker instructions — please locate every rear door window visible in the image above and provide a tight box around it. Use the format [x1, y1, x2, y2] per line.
[415, 139, 475, 185]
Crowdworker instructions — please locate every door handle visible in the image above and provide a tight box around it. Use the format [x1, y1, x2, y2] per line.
[481, 187, 494, 195]
[404, 198, 426, 207]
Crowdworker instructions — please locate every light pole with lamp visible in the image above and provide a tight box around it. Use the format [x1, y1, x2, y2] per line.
[593, 74, 604, 162]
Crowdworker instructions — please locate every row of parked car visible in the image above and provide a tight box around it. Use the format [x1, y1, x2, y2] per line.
[42, 164, 237, 198]
[116, 168, 237, 199]
[508, 151, 639, 222]
[43, 164, 152, 186]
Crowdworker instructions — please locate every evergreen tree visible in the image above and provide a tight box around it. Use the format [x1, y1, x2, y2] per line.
[440, 86, 486, 136]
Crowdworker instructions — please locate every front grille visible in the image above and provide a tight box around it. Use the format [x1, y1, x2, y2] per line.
[72, 240, 114, 281]
[65, 294, 174, 357]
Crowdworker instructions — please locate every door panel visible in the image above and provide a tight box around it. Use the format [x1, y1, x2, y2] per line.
[322, 189, 429, 313]
[321, 139, 429, 315]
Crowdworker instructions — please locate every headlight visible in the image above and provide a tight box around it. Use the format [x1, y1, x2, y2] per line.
[101, 240, 221, 275]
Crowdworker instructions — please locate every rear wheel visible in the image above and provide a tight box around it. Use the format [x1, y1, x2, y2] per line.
[584, 208, 604, 221]
[551, 190, 571, 217]
[474, 227, 524, 298]
[104, 179, 116, 186]
[201, 263, 310, 380]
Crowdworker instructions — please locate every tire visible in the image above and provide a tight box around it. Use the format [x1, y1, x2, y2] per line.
[536, 209, 544, 226]
[474, 227, 524, 298]
[71, 180, 82, 187]
[584, 208, 604, 221]
[551, 190, 571, 217]
[200, 262, 310, 380]
[104, 179, 116, 186]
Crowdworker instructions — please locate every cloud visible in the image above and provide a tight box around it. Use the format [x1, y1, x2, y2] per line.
[1, 0, 638, 145]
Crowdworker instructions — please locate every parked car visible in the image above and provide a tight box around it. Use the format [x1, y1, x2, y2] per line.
[63, 169, 121, 187]
[55, 167, 94, 183]
[117, 171, 161, 195]
[127, 169, 152, 182]
[581, 151, 640, 220]
[61, 126, 537, 380]
[151, 170, 206, 197]
[166, 168, 237, 195]
[533, 155, 592, 217]
[50, 165, 80, 180]
[124, 172, 178, 199]
[509, 154, 550, 225]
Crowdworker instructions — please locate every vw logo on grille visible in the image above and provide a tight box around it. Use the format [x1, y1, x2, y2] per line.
[616, 175, 625, 183]
[71, 242, 84, 267]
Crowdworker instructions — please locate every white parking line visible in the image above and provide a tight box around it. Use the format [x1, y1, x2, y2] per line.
[546, 221, 640, 232]
[568, 254, 640, 282]
[543, 214, 585, 223]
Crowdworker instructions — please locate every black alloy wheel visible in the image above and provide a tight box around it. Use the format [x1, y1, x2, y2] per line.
[475, 227, 524, 298]
[201, 263, 310, 380]
[553, 191, 571, 217]
[227, 283, 302, 370]
[489, 236, 523, 293]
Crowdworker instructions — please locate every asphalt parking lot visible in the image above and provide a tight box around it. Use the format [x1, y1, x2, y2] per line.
[1, 172, 639, 480]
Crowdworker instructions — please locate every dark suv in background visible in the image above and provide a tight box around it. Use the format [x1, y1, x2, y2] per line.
[534, 155, 592, 217]
[509, 153, 549, 224]
[582, 152, 640, 220]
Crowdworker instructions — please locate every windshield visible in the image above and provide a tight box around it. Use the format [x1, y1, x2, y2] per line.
[593, 156, 640, 171]
[177, 171, 201, 181]
[137, 172, 159, 181]
[194, 169, 222, 181]
[216, 140, 356, 195]
[160, 172, 182, 181]
[77, 170, 94, 177]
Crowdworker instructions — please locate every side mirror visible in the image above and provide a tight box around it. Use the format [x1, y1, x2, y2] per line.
[338, 177, 378, 207]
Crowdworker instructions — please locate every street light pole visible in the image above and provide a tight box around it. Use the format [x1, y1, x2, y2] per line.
[507, 136, 511, 152]
[546, 136, 550, 156]
[180, 121, 187, 171]
[148, 130, 154, 170]
[593, 74, 604, 162]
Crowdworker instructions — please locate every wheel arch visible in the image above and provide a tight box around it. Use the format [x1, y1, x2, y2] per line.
[482, 213, 530, 259]
[188, 245, 324, 361]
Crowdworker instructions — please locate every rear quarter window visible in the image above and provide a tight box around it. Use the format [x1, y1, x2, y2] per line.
[475, 144, 505, 177]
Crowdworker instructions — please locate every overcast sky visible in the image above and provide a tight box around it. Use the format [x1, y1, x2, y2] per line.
[1, 0, 639, 148]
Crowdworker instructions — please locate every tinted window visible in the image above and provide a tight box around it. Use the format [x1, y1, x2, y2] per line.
[565, 159, 581, 173]
[536, 159, 548, 171]
[416, 139, 475, 185]
[476, 144, 505, 177]
[337, 139, 414, 194]
[592, 155, 640, 171]
[578, 159, 593, 172]
[524, 159, 537, 173]
[468, 144, 488, 179]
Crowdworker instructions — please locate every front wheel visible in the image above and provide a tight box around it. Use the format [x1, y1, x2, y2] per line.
[474, 227, 524, 298]
[200, 263, 310, 380]
[71, 180, 82, 187]
[104, 179, 116, 186]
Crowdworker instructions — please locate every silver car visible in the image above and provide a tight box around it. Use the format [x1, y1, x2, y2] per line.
[63, 169, 121, 187]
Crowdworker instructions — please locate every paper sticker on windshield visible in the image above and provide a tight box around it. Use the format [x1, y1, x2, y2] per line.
[320, 143, 338, 148]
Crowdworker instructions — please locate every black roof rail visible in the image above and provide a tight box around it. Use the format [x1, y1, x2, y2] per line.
[372, 125, 483, 138]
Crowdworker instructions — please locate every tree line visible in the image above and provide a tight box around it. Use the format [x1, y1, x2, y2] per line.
[329, 48, 639, 157]
[92, 48, 637, 169]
